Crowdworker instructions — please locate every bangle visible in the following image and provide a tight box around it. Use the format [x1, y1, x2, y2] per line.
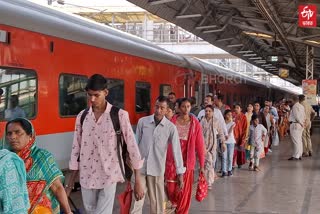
[65, 184, 74, 189]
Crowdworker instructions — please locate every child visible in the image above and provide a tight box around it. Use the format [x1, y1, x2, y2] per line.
[222, 109, 235, 177]
[248, 114, 267, 171]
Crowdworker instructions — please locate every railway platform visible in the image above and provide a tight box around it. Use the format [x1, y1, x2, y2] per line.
[69, 123, 320, 214]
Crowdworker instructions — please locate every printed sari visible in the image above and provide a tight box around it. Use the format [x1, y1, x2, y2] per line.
[4, 118, 63, 214]
[0, 149, 30, 214]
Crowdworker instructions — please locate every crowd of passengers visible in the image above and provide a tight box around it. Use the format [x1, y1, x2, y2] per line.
[0, 74, 317, 214]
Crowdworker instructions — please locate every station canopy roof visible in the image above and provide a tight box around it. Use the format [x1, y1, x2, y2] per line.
[126, 0, 320, 85]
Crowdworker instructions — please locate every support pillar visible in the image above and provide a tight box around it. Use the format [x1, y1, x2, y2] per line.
[306, 46, 314, 80]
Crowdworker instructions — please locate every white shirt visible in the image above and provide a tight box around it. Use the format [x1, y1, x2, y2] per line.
[225, 121, 236, 144]
[136, 115, 186, 176]
[198, 108, 228, 136]
[289, 102, 305, 127]
[4, 106, 26, 120]
[249, 124, 267, 148]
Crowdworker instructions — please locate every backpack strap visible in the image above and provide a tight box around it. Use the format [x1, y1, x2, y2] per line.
[77, 108, 89, 162]
[80, 108, 90, 128]
[109, 106, 126, 180]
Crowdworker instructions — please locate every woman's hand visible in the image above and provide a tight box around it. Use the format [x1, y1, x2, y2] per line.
[199, 167, 205, 175]
[177, 174, 184, 190]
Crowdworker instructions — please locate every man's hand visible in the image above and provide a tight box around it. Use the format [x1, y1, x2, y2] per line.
[221, 143, 227, 152]
[177, 174, 184, 190]
[134, 180, 144, 201]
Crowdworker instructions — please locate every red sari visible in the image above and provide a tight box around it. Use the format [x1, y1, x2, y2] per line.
[165, 115, 205, 214]
[232, 112, 248, 167]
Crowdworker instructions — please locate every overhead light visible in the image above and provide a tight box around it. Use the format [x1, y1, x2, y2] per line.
[254, 60, 266, 63]
[249, 57, 262, 60]
[305, 40, 320, 45]
[261, 64, 272, 67]
[243, 53, 257, 57]
[237, 50, 253, 53]
[227, 44, 244, 47]
[149, 0, 176, 5]
[176, 14, 202, 19]
[195, 25, 217, 30]
[243, 31, 273, 39]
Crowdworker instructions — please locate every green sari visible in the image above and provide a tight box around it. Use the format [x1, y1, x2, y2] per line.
[3, 118, 63, 214]
[0, 149, 30, 214]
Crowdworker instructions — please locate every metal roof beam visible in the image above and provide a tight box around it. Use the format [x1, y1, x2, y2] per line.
[232, 16, 268, 24]
[216, 37, 234, 42]
[149, 0, 176, 5]
[230, 22, 274, 36]
[218, 3, 259, 12]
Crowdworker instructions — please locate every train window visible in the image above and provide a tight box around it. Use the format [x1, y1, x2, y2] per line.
[0, 67, 37, 121]
[59, 74, 88, 117]
[136, 82, 151, 113]
[226, 93, 231, 106]
[159, 84, 171, 96]
[106, 78, 124, 109]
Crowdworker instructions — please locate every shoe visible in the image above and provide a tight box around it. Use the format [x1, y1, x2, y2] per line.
[302, 153, 309, 157]
[288, 157, 298, 161]
[221, 172, 227, 177]
[268, 149, 272, 153]
[238, 165, 242, 169]
[228, 171, 233, 176]
[254, 166, 261, 171]
[309, 152, 312, 157]
[299, 157, 302, 160]
[208, 185, 212, 190]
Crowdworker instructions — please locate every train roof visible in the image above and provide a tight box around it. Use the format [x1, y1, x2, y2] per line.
[0, 0, 295, 96]
[0, 0, 187, 67]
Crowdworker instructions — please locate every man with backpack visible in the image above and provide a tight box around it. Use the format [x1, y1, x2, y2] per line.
[67, 74, 144, 214]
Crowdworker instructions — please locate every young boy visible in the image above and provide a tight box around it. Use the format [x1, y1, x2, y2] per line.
[248, 115, 267, 171]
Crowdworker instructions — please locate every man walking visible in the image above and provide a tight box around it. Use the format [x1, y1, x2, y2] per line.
[288, 95, 305, 161]
[299, 95, 316, 157]
[67, 74, 144, 214]
[131, 95, 185, 214]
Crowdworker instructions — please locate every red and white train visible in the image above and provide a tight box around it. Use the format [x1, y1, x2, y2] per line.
[0, 0, 294, 169]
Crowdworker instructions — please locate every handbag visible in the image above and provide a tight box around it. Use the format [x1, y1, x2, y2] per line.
[272, 130, 279, 146]
[195, 172, 208, 202]
[117, 182, 133, 214]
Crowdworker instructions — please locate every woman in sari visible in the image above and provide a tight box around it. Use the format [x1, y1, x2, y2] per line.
[4, 118, 72, 214]
[0, 149, 30, 214]
[232, 104, 248, 168]
[263, 106, 275, 154]
[165, 98, 205, 214]
[200, 105, 225, 189]
[244, 104, 254, 160]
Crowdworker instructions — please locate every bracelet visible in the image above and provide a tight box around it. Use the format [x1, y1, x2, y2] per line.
[65, 184, 74, 189]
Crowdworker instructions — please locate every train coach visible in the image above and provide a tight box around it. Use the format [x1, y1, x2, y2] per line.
[0, 0, 294, 169]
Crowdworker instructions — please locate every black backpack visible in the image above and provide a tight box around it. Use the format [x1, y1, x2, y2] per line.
[80, 106, 133, 181]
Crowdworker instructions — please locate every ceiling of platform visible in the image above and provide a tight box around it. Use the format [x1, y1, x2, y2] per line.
[126, 0, 320, 85]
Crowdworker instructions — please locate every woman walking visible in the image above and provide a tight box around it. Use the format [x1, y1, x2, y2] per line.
[200, 105, 225, 188]
[165, 98, 205, 214]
